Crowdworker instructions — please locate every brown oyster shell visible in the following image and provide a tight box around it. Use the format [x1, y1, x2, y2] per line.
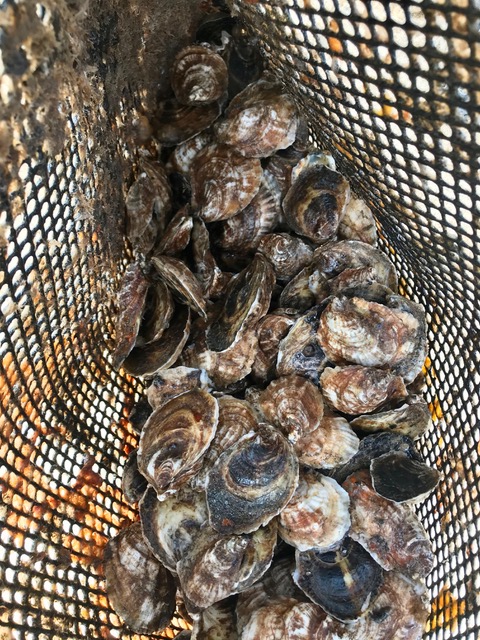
[125, 172, 156, 242]
[139, 485, 208, 572]
[121, 451, 148, 505]
[252, 311, 297, 382]
[138, 388, 218, 496]
[171, 45, 228, 106]
[206, 423, 299, 534]
[320, 366, 408, 415]
[296, 412, 359, 469]
[276, 306, 327, 383]
[190, 143, 262, 223]
[112, 262, 149, 369]
[206, 253, 275, 352]
[154, 98, 221, 146]
[337, 195, 378, 246]
[103, 522, 176, 634]
[191, 597, 238, 640]
[152, 255, 207, 320]
[177, 521, 277, 610]
[258, 232, 313, 282]
[350, 395, 432, 439]
[342, 470, 434, 579]
[215, 78, 298, 158]
[370, 451, 440, 503]
[191, 218, 228, 299]
[259, 375, 324, 444]
[282, 166, 350, 244]
[240, 599, 326, 640]
[278, 471, 351, 552]
[136, 279, 174, 346]
[155, 206, 193, 256]
[279, 264, 316, 311]
[123, 304, 191, 378]
[168, 130, 213, 175]
[147, 366, 211, 410]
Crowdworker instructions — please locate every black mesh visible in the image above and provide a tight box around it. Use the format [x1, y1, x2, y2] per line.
[1, 0, 479, 638]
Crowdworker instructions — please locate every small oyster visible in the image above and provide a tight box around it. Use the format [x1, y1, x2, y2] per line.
[136, 279, 174, 346]
[282, 165, 350, 244]
[252, 311, 297, 382]
[276, 306, 327, 382]
[215, 78, 298, 158]
[141, 158, 173, 230]
[206, 423, 299, 534]
[147, 366, 211, 410]
[190, 143, 262, 222]
[191, 597, 238, 640]
[297, 411, 359, 469]
[152, 255, 207, 320]
[155, 206, 193, 256]
[343, 470, 434, 579]
[240, 599, 326, 640]
[138, 388, 218, 496]
[154, 98, 221, 146]
[370, 451, 440, 503]
[171, 45, 228, 105]
[337, 195, 378, 246]
[139, 485, 208, 572]
[279, 265, 316, 311]
[278, 472, 350, 552]
[293, 538, 383, 622]
[259, 375, 324, 444]
[258, 233, 313, 282]
[103, 522, 176, 633]
[125, 172, 157, 242]
[122, 451, 148, 504]
[350, 395, 432, 439]
[320, 366, 408, 415]
[112, 262, 149, 369]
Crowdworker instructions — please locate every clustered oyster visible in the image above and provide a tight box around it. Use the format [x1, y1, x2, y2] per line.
[104, 15, 440, 640]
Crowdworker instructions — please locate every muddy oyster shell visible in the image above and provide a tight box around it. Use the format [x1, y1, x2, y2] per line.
[138, 388, 218, 496]
[278, 472, 351, 552]
[337, 196, 378, 246]
[350, 395, 432, 439]
[297, 411, 359, 470]
[282, 165, 350, 244]
[240, 599, 326, 640]
[320, 366, 408, 415]
[343, 470, 434, 579]
[294, 537, 383, 623]
[258, 233, 313, 282]
[177, 521, 277, 610]
[171, 45, 228, 106]
[190, 143, 262, 223]
[259, 375, 324, 444]
[191, 597, 238, 640]
[147, 366, 211, 410]
[155, 98, 221, 146]
[103, 522, 176, 633]
[122, 451, 148, 505]
[252, 311, 298, 382]
[215, 78, 298, 158]
[152, 255, 207, 320]
[206, 424, 299, 534]
[370, 451, 440, 503]
[139, 485, 208, 572]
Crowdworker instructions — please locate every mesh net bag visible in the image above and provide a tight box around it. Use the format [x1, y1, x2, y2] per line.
[0, 0, 479, 637]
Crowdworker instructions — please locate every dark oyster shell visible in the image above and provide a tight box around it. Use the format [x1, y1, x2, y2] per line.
[350, 395, 432, 439]
[152, 255, 207, 320]
[206, 424, 299, 534]
[191, 218, 228, 299]
[370, 452, 440, 503]
[136, 279, 174, 346]
[121, 451, 148, 504]
[154, 98, 221, 146]
[171, 45, 228, 106]
[155, 206, 193, 256]
[103, 522, 176, 633]
[147, 366, 211, 410]
[279, 264, 316, 311]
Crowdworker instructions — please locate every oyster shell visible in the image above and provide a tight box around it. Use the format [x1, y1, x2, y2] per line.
[177, 520, 277, 610]
[147, 366, 211, 410]
[370, 451, 440, 503]
[215, 78, 298, 158]
[191, 218, 228, 299]
[112, 262, 149, 369]
[171, 45, 228, 106]
[293, 538, 384, 622]
[320, 366, 408, 415]
[240, 599, 326, 640]
[152, 255, 207, 320]
[191, 597, 238, 640]
[129, 397, 153, 434]
[103, 522, 176, 633]
[279, 264, 316, 311]
[206, 423, 299, 534]
[125, 172, 157, 242]
[169, 131, 213, 175]
[155, 206, 193, 256]
[342, 470, 434, 579]
[278, 472, 351, 552]
[252, 311, 297, 382]
[337, 196, 378, 246]
[297, 412, 359, 470]
[122, 451, 148, 504]
[258, 233, 313, 282]
[190, 143, 262, 223]
[282, 165, 350, 244]
[154, 98, 221, 146]
[123, 304, 191, 378]
[136, 279, 174, 346]
[139, 485, 208, 572]
[350, 395, 432, 439]
[259, 375, 324, 444]
[138, 388, 218, 496]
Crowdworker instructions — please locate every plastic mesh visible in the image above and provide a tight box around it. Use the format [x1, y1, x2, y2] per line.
[1, 0, 479, 638]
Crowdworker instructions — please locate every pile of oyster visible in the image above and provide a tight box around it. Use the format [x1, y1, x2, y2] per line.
[104, 17, 440, 640]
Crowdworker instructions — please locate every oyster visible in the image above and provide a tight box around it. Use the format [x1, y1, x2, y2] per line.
[370, 451, 440, 503]
[206, 423, 299, 534]
[337, 195, 378, 246]
[122, 451, 148, 504]
[152, 255, 207, 320]
[259, 375, 324, 444]
[177, 520, 277, 610]
[171, 45, 228, 105]
[278, 472, 351, 552]
[190, 143, 262, 222]
[297, 411, 359, 470]
[155, 206, 193, 256]
[125, 172, 157, 242]
[137, 388, 218, 496]
[154, 98, 221, 146]
[282, 165, 350, 244]
[320, 366, 408, 415]
[191, 218, 229, 299]
[139, 485, 208, 572]
[147, 366, 211, 410]
[350, 395, 432, 439]
[252, 311, 297, 382]
[136, 279, 174, 346]
[169, 131, 213, 175]
[123, 304, 191, 377]
[291, 150, 336, 180]
[258, 233, 313, 282]
[215, 78, 298, 158]
[279, 265, 316, 311]
[191, 597, 238, 640]
[103, 522, 176, 633]
[129, 397, 153, 434]
[112, 262, 149, 369]
[240, 599, 326, 640]
[342, 470, 434, 579]
[293, 538, 383, 622]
